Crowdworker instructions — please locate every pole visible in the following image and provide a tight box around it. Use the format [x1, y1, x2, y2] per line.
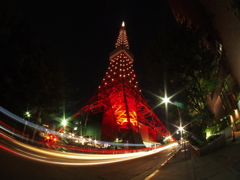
[22, 121, 27, 141]
[177, 106, 182, 142]
[32, 107, 42, 143]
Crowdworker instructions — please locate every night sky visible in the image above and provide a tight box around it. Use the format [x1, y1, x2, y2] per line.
[7, 0, 176, 115]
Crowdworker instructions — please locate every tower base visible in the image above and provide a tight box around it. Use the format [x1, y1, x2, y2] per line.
[118, 129, 146, 149]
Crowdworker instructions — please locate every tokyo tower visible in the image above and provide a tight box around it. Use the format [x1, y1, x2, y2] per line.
[75, 21, 169, 145]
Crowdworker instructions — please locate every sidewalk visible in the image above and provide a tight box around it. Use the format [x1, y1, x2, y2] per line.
[147, 132, 240, 180]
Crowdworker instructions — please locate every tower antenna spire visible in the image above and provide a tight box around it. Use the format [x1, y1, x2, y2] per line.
[122, 21, 125, 27]
[115, 21, 129, 49]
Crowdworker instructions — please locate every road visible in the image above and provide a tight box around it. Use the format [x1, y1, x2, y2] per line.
[0, 132, 178, 180]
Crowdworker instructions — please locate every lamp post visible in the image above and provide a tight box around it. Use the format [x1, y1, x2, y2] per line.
[22, 111, 31, 141]
[176, 105, 183, 143]
[162, 96, 171, 138]
[62, 119, 67, 132]
[163, 96, 188, 157]
[162, 97, 183, 141]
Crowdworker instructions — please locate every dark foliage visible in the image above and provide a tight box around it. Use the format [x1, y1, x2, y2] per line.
[144, 24, 220, 137]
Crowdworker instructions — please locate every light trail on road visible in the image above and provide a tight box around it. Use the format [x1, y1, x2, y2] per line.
[0, 132, 177, 166]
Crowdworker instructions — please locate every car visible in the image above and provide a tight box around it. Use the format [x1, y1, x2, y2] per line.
[46, 134, 57, 143]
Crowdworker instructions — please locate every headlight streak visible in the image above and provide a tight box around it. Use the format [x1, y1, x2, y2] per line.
[1, 144, 156, 166]
[0, 133, 178, 166]
[0, 106, 178, 165]
[1, 144, 177, 166]
[1, 126, 170, 155]
[8, 134, 177, 160]
[16, 148, 47, 159]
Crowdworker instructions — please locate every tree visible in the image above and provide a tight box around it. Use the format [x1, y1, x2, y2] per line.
[145, 24, 220, 138]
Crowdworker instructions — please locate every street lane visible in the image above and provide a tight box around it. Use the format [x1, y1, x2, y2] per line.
[0, 133, 178, 180]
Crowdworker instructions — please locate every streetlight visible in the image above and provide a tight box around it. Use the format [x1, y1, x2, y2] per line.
[22, 111, 31, 141]
[162, 96, 171, 138]
[176, 105, 183, 142]
[163, 97, 170, 104]
[161, 95, 184, 141]
[178, 126, 184, 132]
[165, 98, 187, 156]
[26, 111, 31, 118]
[62, 119, 67, 132]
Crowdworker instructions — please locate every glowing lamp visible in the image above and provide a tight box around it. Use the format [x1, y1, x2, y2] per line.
[179, 127, 183, 131]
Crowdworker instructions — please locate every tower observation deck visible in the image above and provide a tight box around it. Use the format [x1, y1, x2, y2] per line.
[75, 21, 169, 146]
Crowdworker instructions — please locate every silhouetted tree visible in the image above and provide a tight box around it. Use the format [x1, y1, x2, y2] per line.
[145, 25, 220, 137]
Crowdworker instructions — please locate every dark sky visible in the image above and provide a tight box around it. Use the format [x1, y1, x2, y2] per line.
[8, 0, 176, 114]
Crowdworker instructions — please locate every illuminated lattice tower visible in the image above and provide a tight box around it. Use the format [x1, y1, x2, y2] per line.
[75, 22, 169, 144]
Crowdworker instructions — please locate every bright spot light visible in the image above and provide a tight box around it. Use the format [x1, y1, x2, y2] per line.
[163, 97, 170, 103]
[179, 127, 183, 131]
[25, 111, 31, 117]
[62, 119, 67, 126]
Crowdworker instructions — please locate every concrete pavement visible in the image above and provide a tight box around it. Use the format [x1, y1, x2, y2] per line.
[146, 132, 240, 180]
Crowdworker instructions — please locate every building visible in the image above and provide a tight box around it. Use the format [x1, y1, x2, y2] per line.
[74, 22, 169, 148]
[167, 0, 240, 131]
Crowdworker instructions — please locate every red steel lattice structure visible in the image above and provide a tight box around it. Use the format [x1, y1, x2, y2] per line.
[75, 21, 169, 142]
